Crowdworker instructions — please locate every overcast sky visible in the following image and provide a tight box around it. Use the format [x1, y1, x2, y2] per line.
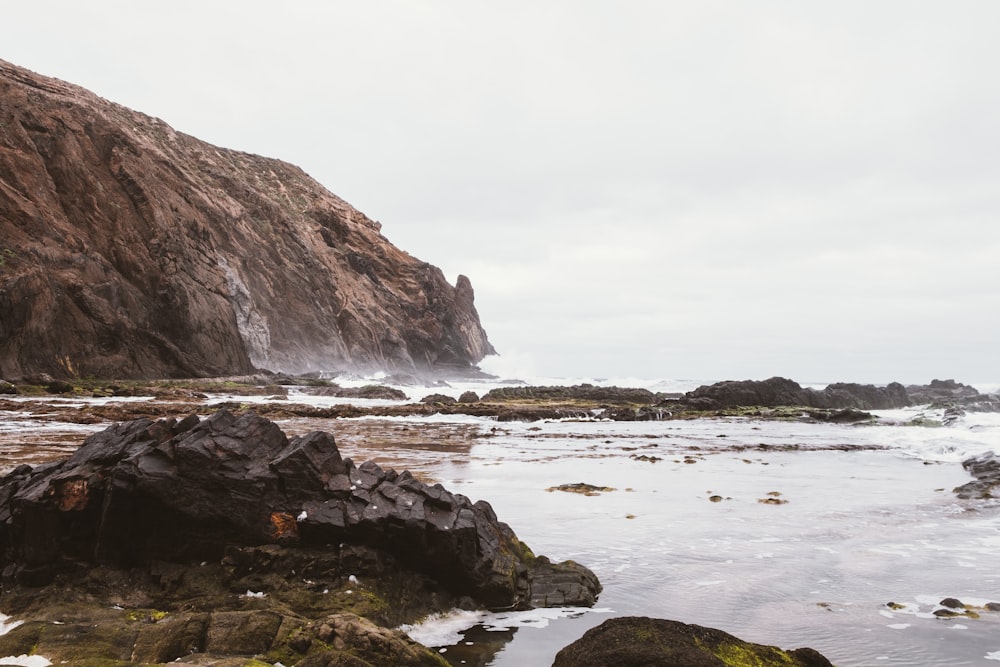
[5, 2, 999, 385]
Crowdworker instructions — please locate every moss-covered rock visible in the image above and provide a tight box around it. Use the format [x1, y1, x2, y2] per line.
[551, 616, 834, 667]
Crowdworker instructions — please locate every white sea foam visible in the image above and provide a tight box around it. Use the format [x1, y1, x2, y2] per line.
[0, 656, 52, 667]
[0, 614, 23, 635]
[399, 606, 613, 647]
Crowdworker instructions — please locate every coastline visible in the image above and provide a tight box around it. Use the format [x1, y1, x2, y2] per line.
[1, 375, 998, 665]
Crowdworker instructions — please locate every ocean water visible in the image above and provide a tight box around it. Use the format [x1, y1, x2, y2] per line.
[318, 373, 1000, 667]
[3, 374, 1000, 666]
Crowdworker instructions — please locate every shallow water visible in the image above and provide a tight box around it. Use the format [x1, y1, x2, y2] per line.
[337, 412, 1000, 666]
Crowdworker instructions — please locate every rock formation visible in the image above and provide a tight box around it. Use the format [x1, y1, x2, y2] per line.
[954, 452, 1000, 500]
[682, 377, 908, 411]
[0, 410, 599, 664]
[551, 616, 834, 667]
[0, 59, 494, 380]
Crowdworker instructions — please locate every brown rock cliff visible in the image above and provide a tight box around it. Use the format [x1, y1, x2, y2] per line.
[0, 59, 494, 379]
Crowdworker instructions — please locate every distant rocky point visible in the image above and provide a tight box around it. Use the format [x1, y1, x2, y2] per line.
[0, 59, 494, 381]
[677, 377, 997, 412]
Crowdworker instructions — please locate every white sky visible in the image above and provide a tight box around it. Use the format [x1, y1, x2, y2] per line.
[5, 1, 999, 385]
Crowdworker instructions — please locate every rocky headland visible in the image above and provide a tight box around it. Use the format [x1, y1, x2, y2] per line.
[0, 410, 599, 665]
[0, 59, 494, 381]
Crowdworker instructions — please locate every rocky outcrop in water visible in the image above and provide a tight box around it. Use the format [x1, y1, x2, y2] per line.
[0, 411, 599, 664]
[682, 377, 910, 411]
[551, 616, 834, 667]
[954, 452, 1000, 500]
[0, 59, 494, 380]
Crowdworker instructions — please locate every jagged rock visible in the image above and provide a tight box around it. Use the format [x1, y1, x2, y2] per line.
[551, 616, 834, 667]
[0, 410, 599, 611]
[954, 451, 1000, 499]
[906, 379, 981, 405]
[0, 59, 494, 380]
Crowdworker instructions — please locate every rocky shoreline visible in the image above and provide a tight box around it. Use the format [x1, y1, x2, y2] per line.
[0, 411, 599, 665]
[0, 374, 995, 665]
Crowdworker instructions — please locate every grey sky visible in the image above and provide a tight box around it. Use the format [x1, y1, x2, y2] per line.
[5, 1, 999, 384]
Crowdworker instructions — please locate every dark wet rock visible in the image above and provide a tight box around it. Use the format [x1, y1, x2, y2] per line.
[483, 384, 657, 405]
[420, 393, 458, 405]
[954, 452, 1000, 499]
[682, 377, 910, 411]
[807, 408, 874, 423]
[986, 602, 1000, 612]
[458, 391, 480, 403]
[907, 379, 981, 405]
[0, 380, 16, 394]
[551, 616, 834, 667]
[302, 384, 408, 400]
[44, 380, 74, 394]
[546, 483, 616, 496]
[0, 410, 601, 664]
[940, 597, 964, 609]
[942, 406, 966, 426]
[0, 410, 598, 612]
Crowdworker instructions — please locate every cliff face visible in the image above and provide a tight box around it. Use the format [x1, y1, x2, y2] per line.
[0, 60, 494, 380]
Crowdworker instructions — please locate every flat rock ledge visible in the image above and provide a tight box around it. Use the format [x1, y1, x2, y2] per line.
[0, 410, 600, 665]
[552, 616, 834, 667]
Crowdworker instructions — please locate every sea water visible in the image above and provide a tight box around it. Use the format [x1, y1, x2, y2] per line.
[318, 391, 1000, 667]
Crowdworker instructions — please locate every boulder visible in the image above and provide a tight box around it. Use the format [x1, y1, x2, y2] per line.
[458, 391, 480, 403]
[551, 617, 834, 667]
[0, 410, 599, 612]
[420, 393, 458, 405]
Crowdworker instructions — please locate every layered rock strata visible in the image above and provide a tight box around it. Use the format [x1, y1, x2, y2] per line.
[0, 59, 494, 380]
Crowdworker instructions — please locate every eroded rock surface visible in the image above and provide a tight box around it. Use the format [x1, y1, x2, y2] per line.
[955, 452, 1000, 499]
[0, 411, 599, 664]
[0, 59, 493, 380]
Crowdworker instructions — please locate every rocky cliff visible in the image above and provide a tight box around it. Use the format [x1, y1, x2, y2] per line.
[0, 59, 494, 380]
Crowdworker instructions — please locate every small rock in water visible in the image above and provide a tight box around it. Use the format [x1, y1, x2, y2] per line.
[940, 597, 964, 609]
[547, 482, 616, 496]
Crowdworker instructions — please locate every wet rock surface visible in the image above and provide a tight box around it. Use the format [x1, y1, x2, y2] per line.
[681, 377, 999, 413]
[680, 376, 911, 411]
[0, 410, 600, 664]
[955, 451, 1000, 499]
[551, 616, 834, 667]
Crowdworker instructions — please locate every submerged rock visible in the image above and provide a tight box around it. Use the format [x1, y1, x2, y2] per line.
[551, 616, 834, 667]
[0, 411, 600, 664]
